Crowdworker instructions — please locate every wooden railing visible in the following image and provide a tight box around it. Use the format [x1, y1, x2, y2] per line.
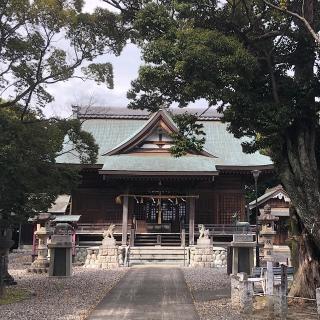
[76, 223, 256, 235]
[191, 224, 257, 235]
[76, 223, 131, 234]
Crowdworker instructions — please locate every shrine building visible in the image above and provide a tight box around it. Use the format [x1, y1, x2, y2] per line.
[56, 106, 273, 247]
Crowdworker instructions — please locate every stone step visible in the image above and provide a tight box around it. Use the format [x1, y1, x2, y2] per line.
[130, 254, 185, 260]
[129, 260, 186, 266]
[128, 245, 187, 266]
[130, 246, 185, 250]
[130, 249, 187, 256]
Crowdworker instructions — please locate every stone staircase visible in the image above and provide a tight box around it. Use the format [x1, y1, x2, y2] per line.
[134, 233, 186, 247]
[128, 246, 188, 266]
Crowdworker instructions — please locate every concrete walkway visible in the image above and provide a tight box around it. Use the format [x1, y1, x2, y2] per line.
[87, 267, 200, 320]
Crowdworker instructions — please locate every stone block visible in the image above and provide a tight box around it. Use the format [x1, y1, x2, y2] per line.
[316, 288, 320, 316]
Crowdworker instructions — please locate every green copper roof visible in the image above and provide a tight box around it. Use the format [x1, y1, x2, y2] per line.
[100, 154, 217, 174]
[56, 110, 272, 168]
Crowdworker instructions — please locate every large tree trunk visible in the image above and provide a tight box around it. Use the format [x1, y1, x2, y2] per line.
[276, 124, 320, 298]
[288, 207, 320, 298]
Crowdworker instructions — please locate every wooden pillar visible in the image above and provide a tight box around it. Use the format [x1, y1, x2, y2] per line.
[122, 195, 129, 246]
[189, 197, 195, 245]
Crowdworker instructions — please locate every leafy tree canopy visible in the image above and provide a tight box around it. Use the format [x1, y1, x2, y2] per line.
[0, 0, 127, 117]
[0, 106, 98, 227]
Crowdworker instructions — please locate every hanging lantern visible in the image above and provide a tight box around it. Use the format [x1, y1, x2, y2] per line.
[175, 198, 179, 205]
[140, 197, 144, 204]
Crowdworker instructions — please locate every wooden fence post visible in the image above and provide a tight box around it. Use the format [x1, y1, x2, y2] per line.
[266, 261, 274, 315]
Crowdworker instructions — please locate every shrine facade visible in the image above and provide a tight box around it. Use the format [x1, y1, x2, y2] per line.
[56, 107, 273, 246]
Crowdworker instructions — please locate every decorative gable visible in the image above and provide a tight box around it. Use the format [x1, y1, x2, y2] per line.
[103, 109, 215, 157]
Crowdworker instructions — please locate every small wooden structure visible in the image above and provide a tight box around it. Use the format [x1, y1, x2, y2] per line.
[248, 185, 290, 245]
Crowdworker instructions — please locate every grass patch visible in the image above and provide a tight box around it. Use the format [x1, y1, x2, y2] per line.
[0, 287, 31, 305]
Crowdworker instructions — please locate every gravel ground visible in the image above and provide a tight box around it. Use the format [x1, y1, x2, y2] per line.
[182, 268, 244, 320]
[0, 251, 127, 320]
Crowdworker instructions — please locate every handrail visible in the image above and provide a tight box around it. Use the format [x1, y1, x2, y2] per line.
[124, 245, 130, 267]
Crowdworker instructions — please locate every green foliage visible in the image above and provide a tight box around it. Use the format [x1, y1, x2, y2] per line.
[106, 0, 320, 162]
[0, 0, 127, 111]
[0, 107, 98, 227]
[82, 63, 114, 88]
[170, 113, 206, 156]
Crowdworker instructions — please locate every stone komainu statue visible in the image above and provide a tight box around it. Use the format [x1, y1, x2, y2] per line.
[198, 224, 209, 239]
[103, 223, 116, 240]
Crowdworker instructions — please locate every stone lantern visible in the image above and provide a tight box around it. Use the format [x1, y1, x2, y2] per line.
[259, 204, 278, 263]
[48, 223, 73, 277]
[28, 213, 54, 273]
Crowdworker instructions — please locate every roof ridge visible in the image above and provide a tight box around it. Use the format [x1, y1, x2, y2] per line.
[73, 106, 222, 120]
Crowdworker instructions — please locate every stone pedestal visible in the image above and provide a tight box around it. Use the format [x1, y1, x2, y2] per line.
[190, 246, 214, 268]
[196, 237, 212, 247]
[231, 234, 255, 275]
[85, 245, 120, 269]
[48, 235, 72, 277]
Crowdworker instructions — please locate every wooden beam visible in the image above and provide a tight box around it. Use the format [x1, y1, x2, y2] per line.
[117, 194, 199, 199]
[122, 195, 128, 246]
[189, 197, 195, 245]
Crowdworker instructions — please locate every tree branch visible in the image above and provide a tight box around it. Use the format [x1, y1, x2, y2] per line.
[263, 0, 320, 45]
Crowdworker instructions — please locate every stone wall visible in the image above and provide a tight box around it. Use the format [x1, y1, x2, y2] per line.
[189, 246, 227, 268]
[212, 247, 227, 267]
[74, 246, 87, 264]
[84, 246, 122, 269]
[84, 247, 99, 268]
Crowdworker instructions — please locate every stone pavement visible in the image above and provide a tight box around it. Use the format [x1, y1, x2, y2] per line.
[87, 266, 200, 320]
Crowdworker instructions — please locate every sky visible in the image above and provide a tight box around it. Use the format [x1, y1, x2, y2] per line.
[44, 0, 142, 118]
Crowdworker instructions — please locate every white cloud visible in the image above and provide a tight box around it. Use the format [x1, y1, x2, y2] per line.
[45, 43, 142, 118]
[44, 0, 141, 118]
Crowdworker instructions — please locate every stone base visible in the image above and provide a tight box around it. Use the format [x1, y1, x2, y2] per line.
[190, 246, 227, 268]
[28, 259, 49, 273]
[196, 238, 212, 247]
[102, 238, 116, 246]
[84, 245, 120, 269]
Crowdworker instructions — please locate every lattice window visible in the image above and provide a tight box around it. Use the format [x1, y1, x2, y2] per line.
[146, 202, 157, 223]
[219, 194, 244, 224]
[162, 201, 176, 222]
